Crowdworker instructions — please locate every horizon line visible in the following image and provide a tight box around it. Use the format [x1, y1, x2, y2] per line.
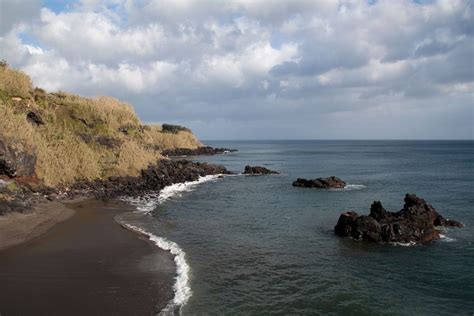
[200, 138, 474, 142]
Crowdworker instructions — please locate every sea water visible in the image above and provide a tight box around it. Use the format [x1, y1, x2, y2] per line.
[124, 140, 474, 315]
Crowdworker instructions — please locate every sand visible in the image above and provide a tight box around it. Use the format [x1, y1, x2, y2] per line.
[0, 199, 175, 315]
[0, 201, 75, 251]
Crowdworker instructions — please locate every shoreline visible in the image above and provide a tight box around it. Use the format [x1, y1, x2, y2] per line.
[0, 199, 175, 315]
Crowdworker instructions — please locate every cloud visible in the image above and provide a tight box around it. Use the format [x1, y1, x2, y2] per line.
[0, 0, 472, 139]
[0, 0, 41, 35]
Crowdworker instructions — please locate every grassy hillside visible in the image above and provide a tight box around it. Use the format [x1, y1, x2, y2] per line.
[0, 62, 202, 187]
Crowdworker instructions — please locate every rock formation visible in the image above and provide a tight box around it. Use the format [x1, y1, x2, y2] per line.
[334, 194, 463, 244]
[70, 159, 234, 199]
[162, 146, 237, 157]
[292, 176, 346, 189]
[0, 138, 36, 178]
[243, 165, 279, 175]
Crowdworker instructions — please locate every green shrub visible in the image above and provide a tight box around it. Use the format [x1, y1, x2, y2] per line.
[161, 124, 191, 134]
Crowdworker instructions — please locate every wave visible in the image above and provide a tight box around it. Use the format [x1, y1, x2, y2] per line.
[390, 241, 417, 247]
[120, 174, 224, 314]
[122, 174, 222, 214]
[439, 234, 455, 242]
[119, 222, 190, 315]
[389, 233, 455, 246]
[330, 184, 366, 191]
[158, 174, 221, 205]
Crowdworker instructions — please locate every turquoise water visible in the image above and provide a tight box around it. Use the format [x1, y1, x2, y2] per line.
[134, 141, 474, 315]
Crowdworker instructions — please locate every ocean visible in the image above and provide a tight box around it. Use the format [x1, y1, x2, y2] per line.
[120, 140, 474, 315]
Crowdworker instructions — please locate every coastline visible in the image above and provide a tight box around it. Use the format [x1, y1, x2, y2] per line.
[0, 199, 175, 315]
[0, 157, 236, 315]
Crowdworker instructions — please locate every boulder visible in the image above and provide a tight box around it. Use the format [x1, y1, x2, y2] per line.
[334, 194, 463, 244]
[243, 165, 279, 175]
[293, 176, 346, 189]
[0, 138, 36, 178]
[26, 111, 45, 125]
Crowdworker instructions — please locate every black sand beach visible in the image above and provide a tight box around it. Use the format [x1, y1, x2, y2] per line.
[0, 200, 175, 316]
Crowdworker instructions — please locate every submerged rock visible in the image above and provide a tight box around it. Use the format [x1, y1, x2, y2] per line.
[243, 165, 279, 175]
[334, 194, 463, 244]
[292, 176, 346, 189]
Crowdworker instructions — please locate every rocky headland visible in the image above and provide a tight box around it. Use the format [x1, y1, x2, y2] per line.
[162, 146, 237, 157]
[334, 194, 463, 244]
[292, 176, 346, 189]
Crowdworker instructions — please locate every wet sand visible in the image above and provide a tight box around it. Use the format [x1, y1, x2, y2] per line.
[0, 199, 175, 316]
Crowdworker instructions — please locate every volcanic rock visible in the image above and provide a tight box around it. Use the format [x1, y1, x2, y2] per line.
[334, 194, 463, 244]
[69, 159, 235, 199]
[293, 176, 346, 189]
[26, 111, 45, 125]
[0, 138, 36, 178]
[243, 165, 279, 175]
[162, 146, 237, 157]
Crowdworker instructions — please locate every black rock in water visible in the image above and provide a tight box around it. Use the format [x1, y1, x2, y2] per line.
[334, 194, 463, 244]
[292, 176, 346, 189]
[243, 165, 279, 175]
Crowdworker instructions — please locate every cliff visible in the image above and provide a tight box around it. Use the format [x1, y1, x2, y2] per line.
[0, 62, 202, 187]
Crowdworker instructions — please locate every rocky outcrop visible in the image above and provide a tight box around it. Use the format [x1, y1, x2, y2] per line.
[95, 136, 122, 149]
[26, 111, 44, 125]
[292, 176, 346, 189]
[334, 194, 463, 244]
[0, 159, 235, 215]
[243, 165, 279, 175]
[162, 146, 237, 157]
[70, 159, 234, 199]
[0, 138, 36, 178]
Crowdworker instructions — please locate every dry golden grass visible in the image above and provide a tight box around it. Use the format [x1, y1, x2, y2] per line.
[0, 66, 32, 99]
[0, 99, 101, 186]
[144, 125, 202, 150]
[35, 129, 102, 186]
[54, 93, 140, 130]
[111, 140, 160, 177]
[0, 64, 201, 187]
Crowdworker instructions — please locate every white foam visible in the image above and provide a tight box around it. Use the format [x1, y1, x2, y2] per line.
[390, 241, 417, 247]
[121, 174, 222, 214]
[439, 234, 455, 242]
[158, 174, 221, 205]
[121, 223, 191, 315]
[330, 184, 366, 191]
[120, 174, 224, 314]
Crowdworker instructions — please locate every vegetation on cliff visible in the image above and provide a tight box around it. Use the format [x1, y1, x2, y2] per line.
[0, 62, 202, 187]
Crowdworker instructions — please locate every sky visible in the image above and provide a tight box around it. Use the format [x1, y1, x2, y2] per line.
[0, 0, 472, 140]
